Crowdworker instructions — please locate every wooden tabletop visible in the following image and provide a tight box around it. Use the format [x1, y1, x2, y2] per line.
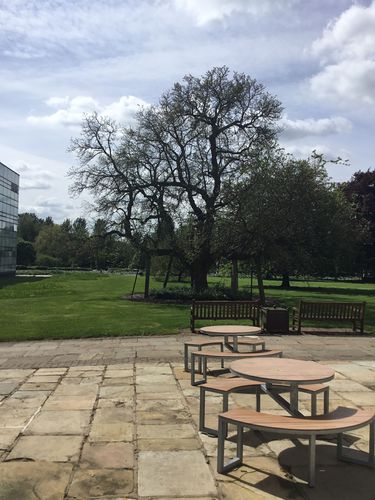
[199, 325, 261, 336]
[230, 358, 335, 385]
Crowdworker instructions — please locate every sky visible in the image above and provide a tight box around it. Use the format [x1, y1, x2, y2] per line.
[0, 0, 374, 222]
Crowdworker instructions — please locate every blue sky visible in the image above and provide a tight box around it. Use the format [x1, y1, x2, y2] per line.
[0, 0, 374, 221]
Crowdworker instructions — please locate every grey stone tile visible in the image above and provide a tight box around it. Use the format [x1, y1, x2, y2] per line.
[0, 462, 72, 500]
[67, 468, 133, 498]
[25, 410, 91, 435]
[138, 451, 217, 497]
[137, 423, 196, 439]
[7, 435, 83, 462]
[80, 442, 134, 469]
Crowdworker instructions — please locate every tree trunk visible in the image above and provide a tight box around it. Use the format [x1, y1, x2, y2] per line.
[231, 258, 238, 292]
[191, 256, 210, 291]
[280, 272, 290, 288]
[163, 256, 173, 288]
[255, 257, 266, 305]
[144, 254, 151, 298]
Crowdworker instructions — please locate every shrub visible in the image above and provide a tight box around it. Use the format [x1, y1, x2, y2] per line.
[149, 285, 254, 301]
[35, 254, 61, 267]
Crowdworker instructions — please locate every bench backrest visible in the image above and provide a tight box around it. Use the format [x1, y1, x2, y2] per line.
[298, 300, 365, 320]
[191, 300, 260, 321]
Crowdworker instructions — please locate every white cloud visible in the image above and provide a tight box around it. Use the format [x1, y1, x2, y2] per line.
[102, 96, 150, 124]
[280, 115, 351, 140]
[28, 96, 98, 127]
[27, 95, 149, 128]
[310, 1, 375, 105]
[3, 47, 46, 59]
[174, 0, 297, 25]
[45, 96, 70, 108]
[21, 196, 75, 220]
[282, 142, 351, 163]
[14, 161, 54, 190]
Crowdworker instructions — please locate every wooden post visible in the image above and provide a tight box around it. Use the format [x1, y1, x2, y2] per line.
[144, 254, 151, 299]
[231, 259, 238, 292]
[255, 257, 265, 305]
[163, 255, 173, 289]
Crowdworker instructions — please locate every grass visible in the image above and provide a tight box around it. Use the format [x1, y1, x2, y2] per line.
[0, 272, 374, 341]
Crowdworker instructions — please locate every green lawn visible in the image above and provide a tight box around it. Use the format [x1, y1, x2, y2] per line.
[0, 272, 374, 341]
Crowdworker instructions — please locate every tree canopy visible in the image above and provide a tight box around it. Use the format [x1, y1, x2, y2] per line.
[69, 66, 282, 289]
[342, 169, 375, 278]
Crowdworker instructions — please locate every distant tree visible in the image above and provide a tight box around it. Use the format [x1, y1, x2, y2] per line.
[44, 216, 54, 226]
[342, 170, 375, 278]
[70, 217, 90, 267]
[35, 224, 69, 266]
[218, 151, 361, 301]
[69, 66, 282, 290]
[16, 240, 36, 266]
[18, 213, 43, 242]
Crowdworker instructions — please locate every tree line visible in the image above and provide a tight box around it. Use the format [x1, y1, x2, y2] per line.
[16, 214, 136, 269]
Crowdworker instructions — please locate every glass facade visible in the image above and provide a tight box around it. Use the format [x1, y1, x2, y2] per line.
[0, 162, 19, 275]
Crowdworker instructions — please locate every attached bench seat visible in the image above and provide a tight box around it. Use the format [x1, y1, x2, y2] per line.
[217, 406, 375, 487]
[184, 336, 266, 372]
[183, 337, 225, 372]
[228, 338, 266, 351]
[191, 349, 282, 386]
[199, 378, 262, 436]
[199, 379, 330, 436]
[270, 383, 329, 416]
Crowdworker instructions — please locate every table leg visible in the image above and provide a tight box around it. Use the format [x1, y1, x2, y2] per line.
[224, 335, 235, 352]
[290, 384, 299, 414]
[232, 336, 238, 352]
[263, 383, 303, 418]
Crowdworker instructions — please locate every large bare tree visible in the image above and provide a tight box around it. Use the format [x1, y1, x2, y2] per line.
[69, 66, 282, 290]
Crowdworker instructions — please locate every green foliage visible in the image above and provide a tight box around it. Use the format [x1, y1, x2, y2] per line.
[35, 254, 62, 267]
[342, 169, 375, 278]
[16, 240, 36, 266]
[150, 285, 253, 301]
[17, 213, 44, 242]
[218, 151, 362, 277]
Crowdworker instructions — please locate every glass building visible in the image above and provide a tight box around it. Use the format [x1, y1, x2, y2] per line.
[0, 162, 19, 275]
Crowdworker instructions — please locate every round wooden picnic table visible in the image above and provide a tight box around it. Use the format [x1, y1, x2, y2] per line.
[199, 325, 262, 352]
[230, 358, 335, 416]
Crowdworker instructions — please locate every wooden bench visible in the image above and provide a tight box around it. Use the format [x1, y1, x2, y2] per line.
[217, 406, 375, 487]
[190, 300, 260, 332]
[184, 337, 266, 372]
[292, 300, 366, 334]
[190, 349, 282, 386]
[199, 380, 329, 436]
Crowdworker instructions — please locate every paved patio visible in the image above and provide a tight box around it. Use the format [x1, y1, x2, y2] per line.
[0, 333, 374, 499]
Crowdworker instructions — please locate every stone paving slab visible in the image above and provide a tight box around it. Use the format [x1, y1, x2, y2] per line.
[138, 450, 217, 497]
[0, 462, 73, 500]
[0, 334, 374, 498]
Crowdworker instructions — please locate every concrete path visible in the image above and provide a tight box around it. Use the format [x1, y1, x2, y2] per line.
[0, 332, 375, 369]
[0, 334, 374, 499]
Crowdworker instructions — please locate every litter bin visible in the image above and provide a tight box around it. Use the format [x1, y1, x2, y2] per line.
[261, 307, 289, 334]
